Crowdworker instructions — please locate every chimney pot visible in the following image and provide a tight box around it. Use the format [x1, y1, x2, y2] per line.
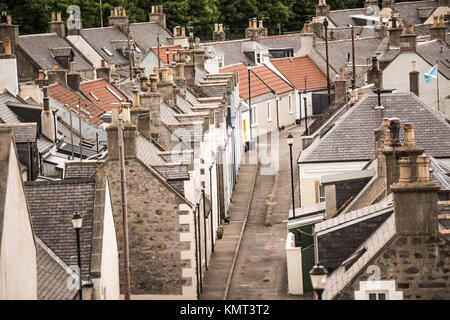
[411, 61, 417, 72]
[140, 75, 148, 92]
[398, 157, 412, 183]
[389, 117, 401, 147]
[38, 70, 45, 80]
[53, 63, 58, 71]
[4, 38, 11, 55]
[403, 123, 416, 147]
[385, 129, 391, 147]
[122, 103, 131, 123]
[51, 12, 56, 22]
[69, 61, 76, 74]
[43, 86, 50, 111]
[101, 59, 106, 68]
[132, 87, 140, 108]
[214, 23, 218, 32]
[417, 155, 431, 183]
[150, 74, 158, 92]
[111, 103, 120, 124]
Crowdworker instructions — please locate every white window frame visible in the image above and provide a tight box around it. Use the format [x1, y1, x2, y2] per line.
[251, 104, 257, 127]
[267, 101, 272, 121]
[318, 184, 325, 203]
[288, 94, 293, 114]
[354, 280, 403, 300]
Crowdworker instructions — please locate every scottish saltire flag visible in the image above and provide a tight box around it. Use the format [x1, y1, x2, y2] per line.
[424, 64, 438, 82]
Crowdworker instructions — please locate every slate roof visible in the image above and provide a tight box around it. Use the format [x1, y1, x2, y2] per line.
[271, 55, 328, 91]
[416, 39, 450, 80]
[47, 83, 106, 126]
[64, 160, 100, 179]
[161, 101, 180, 124]
[0, 90, 22, 123]
[0, 123, 37, 143]
[315, 37, 382, 73]
[80, 78, 128, 111]
[25, 179, 96, 282]
[57, 120, 81, 146]
[251, 64, 293, 94]
[430, 156, 450, 190]
[186, 88, 200, 105]
[201, 40, 268, 66]
[136, 135, 166, 165]
[81, 27, 131, 66]
[129, 22, 173, 53]
[300, 92, 450, 163]
[18, 33, 93, 72]
[176, 94, 194, 114]
[36, 236, 78, 300]
[152, 164, 190, 180]
[327, 8, 367, 28]
[394, 0, 437, 25]
[151, 44, 182, 65]
[220, 62, 272, 99]
[259, 33, 304, 53]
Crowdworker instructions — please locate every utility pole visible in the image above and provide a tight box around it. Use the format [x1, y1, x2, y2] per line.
[99, 0, 103, 28]
[78, 99, 83, 161]
[304, 77, 308, 136]
[127, 21, 133, 81]
[68, 104, 74, 160]
[157, 33, 161, 70]
[436, 59, 440, 112]
[351, 25, 356, 90]
[323, 18, 331, 106]
[118, 107, 131, 300]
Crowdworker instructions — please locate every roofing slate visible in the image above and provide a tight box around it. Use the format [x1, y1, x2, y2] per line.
[0, 90, 22, 123]
[176, 94, 194, 114]
[18, 33, 93, 72]
[25, 179, 96, 282]
[394, 0, 437, 25]
[80, 78, 128, 111]
[161, 101, 180, 124]
[64, 160, 100, 179]
[327, 8, 367, 28]
[129, 22, 173, 53]
[201, 40, 267, 66]
[271, 55, 328, 91]
[0, 123, 37, 143]
[136, 134, 166, 165]
[300, 92, 450, 163]
[259, 33, 304, 53]
[417, 39, 450, 79]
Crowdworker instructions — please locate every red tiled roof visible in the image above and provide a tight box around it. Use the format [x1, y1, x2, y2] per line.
[47, 83, 105, 126]
[252, 65, 293, 95]
[151, 44, 182, 65]
[219, 62, 272, 99]
[80, 78, 127, 111]
[271, 55, 329, 91]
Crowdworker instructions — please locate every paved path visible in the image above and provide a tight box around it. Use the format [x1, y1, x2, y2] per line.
[201, 125, 313, 300]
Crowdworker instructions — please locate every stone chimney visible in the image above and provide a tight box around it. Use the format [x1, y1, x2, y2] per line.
[382, 0, 395, 9]
[149, 5, 166, 29]
[96, 60, 111, 82]
[47, 63, 67, 86]
[430, 15, 447, 44]
[374, 118, 391, 178]
[383, 119, 425, 194]
[140, 74, 162, 141]
[173, 26, 188, 47]
[316, 0, 330, 17]
[174, 62, 186, 96]
[399, 24, 417, 53]
[310, 17, 324, 38]
[367, 56, 383, 89]
[213, 23, 226, 42]
[35, 69, 49, 88]
[67, 61, 81, 92]
[0, 37, 18, 96]
[49, 12, 65, 38]
[245, 18, 259, 40]
[257, 20, 268, 37]
[108, 7, 129, 33]
[409, 61, 419, 97]
[190, 40, 205, 69]
[130, 85, 151, 140]
[0, 11, 19, 56]
[364, 0, 379, 7]
[106, 103, 120, 160]
[388, 16, 403, 49]
[41, 86, 56, 142]
[334, 68, 347, 103]
[391, 153, 440, 236]
[121, 103, 137, 159]
[300, 25, 316, 49]
[67, 8, 82, 36]
[158, 67, 175, 105]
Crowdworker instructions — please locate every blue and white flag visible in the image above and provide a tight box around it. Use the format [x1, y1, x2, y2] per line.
[424, 64, 438, 82]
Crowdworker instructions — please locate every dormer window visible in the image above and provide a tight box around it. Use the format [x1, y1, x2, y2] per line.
[256, 52, 261, 64]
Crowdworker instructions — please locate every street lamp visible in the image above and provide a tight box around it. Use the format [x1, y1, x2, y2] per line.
[310, 263, 328, 300]
[72, 212, 83, 300]
[287, 133, 296, 219]
[323, 18, 331, 106]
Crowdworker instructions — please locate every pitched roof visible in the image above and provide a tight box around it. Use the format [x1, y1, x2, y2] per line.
[47, 83, 105, 126]
[25, 179, 96, 282]
[251, 64, 293, 94]
[18, 33, 93, 72]
[417, 39, 450, 80]
[271, 55, 328, 91]
[0, 123, 37, 143]
[151, 44, 182, 65]
[202, 40, 268, 66]
[395, 0, 437, 25]
[327, 8, 367, 28]
[219, 62, 272, 99]
[259, 33, 304, 53]
[64, 160, 100, 179]
[0, 90, 22, 123]
[80, 78, 127, 111]
[300, 92, 450, 163]
[136, 135, 166, 166]
[129, 22, 173, 53]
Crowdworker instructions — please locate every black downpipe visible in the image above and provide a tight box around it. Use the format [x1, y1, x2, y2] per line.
[193, 205, 200, 299]
[209, 165, 214, 253]
[202, 189, 208, 270]
[196, 203, 203, 293]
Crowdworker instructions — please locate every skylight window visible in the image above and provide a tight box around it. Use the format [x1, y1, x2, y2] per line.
[102, 47, 113, 56]
[134, 45, 142, 53]
[89, 92, 100, 102]
[105, 86, 123, 102]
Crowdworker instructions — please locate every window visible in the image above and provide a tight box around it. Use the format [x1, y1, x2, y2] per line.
[256, 52, 261, 64]
[288, 94, 293, 114]
[368, 292, 386, 300]
[318, 184, 325, 203]
[102, 47, 113, 56]
[105, 86, 123, 102]
[267, 101, 272, 121]
[250, 105, 257, 126]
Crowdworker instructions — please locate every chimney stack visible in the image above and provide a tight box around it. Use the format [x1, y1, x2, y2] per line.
[316, 0, 330, 17]
[158, 67, 175, 105]
[367, 56, 383, 89]
[430, 15, 447, 44]
[49, 11, 65, 38]
[0, 11, 19, 56]
[121, 103, 137, 159]
[409, 60, 419, 97]
[108, 7, 129, 33]
[0, 37, 18, 96]
[140, 74, 162, 141]
[374, 118, 391, 178]
[149, 5, 166, 29]
[41, 86, 56, 142]
[213, 23, 226, 42]
[388, 16, 403, 49]
[96, 59, 111, 82]
[107, 103, 120, 160]
[245, 18, 259, 40]
[67, 61, 81, 92]
[334, 68, 347, 103]
[364, 0, 379, 8]
[399, 24, 417, 53]
[382, 0, 395, 9]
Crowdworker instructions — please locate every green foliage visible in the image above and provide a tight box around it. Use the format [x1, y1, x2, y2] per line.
[2, 0, 422, 39]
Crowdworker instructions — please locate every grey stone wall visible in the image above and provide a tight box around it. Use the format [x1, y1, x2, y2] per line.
[97, 158, 192, 295]
[335, 177, 371, 209]
[337, 235, 450, 300]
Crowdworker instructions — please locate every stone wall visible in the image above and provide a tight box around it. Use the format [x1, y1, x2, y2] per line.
[335, 177, 372, 210]
[337, 235, 450, 300]
[97, 158, 193, 295]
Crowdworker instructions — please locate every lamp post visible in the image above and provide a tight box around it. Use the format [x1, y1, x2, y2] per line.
[72, 212, 83, 300]
[310, 263, 328, 300]
[323, 18, 331, 106]
[287, 133, 295, 219]
[247, 64, 253, 148]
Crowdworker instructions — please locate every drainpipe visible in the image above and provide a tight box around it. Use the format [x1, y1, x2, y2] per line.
[196, 203, 202, 292]
[209, 163, 214, 253]
[202, 187, 208, 270]
[192, 204, 200, 299]
[53, 110, 58, 143]
[28, 142, 32, 181]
